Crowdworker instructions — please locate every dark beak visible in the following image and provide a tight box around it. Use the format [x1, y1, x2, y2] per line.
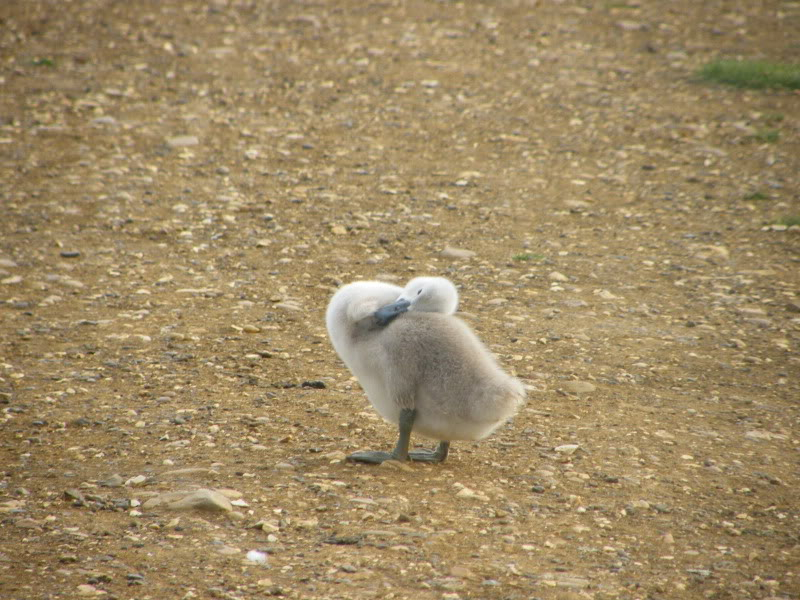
[374, 298, 411, 326]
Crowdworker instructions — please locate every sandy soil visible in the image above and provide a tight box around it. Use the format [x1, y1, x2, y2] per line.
[1, 1, 798, 599]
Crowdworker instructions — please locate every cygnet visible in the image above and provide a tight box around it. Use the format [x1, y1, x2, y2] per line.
[326, 277, 525, 464]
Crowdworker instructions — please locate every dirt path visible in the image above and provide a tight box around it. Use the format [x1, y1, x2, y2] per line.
[1, 1, 798, 598]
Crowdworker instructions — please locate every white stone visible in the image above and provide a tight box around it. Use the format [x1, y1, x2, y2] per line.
[246, 550, 268, 565]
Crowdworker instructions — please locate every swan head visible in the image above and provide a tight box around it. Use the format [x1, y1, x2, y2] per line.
[399, 276, 459, 314]
[374, 276, 458, 325]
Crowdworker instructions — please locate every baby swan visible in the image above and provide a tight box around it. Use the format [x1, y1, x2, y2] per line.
[326, 277, 525, 464]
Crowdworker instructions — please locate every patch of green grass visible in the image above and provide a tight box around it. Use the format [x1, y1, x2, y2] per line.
[698, 59, 800, 90]
[744, 191, 769, 201]
[761, 112, 784, 123]
[32, 57, 55, 67]
[512, 252, 544, 262]
[753, 128, 780, 143]
[776, 215, 800, 227]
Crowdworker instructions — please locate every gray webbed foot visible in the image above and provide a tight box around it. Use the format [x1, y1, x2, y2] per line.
[346, 450, 396, 464]
[409, 441, 450, 463]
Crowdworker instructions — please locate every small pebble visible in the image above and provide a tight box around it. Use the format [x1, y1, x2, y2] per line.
[616, 20, 644, 31]
[441, 246, 476, 259]
[166, 135, 199, 148]
[455, 486, 488, 501]
[275, 302, 302, 312]
[125, 475, 147, 486]
[99, 474, 124, 488]
[563, 381, 596, 394]
[76, 584, 103, 596]
[301, 380, 326, 389]
[554, 444, 580, 455]
[142, 489, 234, 512]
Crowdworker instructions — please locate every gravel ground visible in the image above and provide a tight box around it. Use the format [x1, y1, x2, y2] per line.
[1, 1, 798, 599]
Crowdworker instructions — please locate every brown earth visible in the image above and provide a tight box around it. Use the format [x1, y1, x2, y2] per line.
[1, 1, 799, 599]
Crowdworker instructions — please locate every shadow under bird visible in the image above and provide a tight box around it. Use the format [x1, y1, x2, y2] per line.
[326, 276, 526, 464]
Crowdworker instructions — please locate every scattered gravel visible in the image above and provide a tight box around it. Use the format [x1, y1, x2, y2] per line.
[0, 1, 797, 599]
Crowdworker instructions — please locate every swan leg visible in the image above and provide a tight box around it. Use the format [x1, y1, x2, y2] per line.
[347, 409, 449, 464]
[347, 408, 415, 464]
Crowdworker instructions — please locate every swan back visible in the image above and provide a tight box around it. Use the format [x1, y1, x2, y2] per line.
[373, 312, 525, 440]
